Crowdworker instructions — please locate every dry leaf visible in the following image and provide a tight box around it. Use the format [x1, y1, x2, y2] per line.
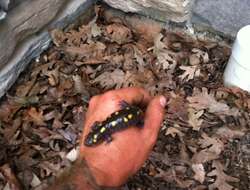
[165, 126, 185, 138]
[26, 107, 46, 126]
[189, 48, 209, 65]
[188, 108, 204, 131]
[91, 23, 102, 37]
[91, 69, 125, 89]
[106, 23, 132, 44]
[179, 65, 200, 82]
[207, 160, 239, 190]
[153, 33, 177, 70]
[192, 164, 205, 183]
[215, 126, 245, 141]
[192, 133, 224, 164]
[188, 88, 230, 114]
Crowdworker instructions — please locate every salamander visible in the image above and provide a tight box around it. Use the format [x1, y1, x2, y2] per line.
[84, 100, 144, 146]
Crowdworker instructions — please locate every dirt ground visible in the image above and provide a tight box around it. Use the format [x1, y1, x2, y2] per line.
[0, 5, 249, 190]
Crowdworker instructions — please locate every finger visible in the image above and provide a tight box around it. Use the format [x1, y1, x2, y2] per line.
[114, 87, 152, 107]
[142, 95, 167, 144]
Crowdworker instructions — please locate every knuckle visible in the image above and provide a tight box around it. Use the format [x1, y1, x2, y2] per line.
[102, 91, 117, 100]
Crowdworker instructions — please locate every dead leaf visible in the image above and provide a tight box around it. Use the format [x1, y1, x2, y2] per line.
[192, 164, 205, 183]
[105, 23, 132, 44]
[153, 33, 177, 70]
[189, 48, 209, 65]
[91, 23, 102, 37]
[192, 133, 224, 164]
[207, 160, 239, 190]
[167, 94, 188, 120]
[188, 88, 230, 114]
[0, 164, 21, 190]
[179, 65, 200, 82]
[215, 126, 245, 141]
[26, 107, 46, 126]
[188, 108, 204, 131]
[91, 69, 125, 89]
[50, 29, 66, 47]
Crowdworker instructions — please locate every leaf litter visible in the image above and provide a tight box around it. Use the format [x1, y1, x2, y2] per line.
[0, 5, 250, 190]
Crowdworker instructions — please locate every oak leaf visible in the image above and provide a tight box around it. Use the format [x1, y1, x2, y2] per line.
[192, 164, 205, 183]
[188, 88, 230, 114]
[191, 133, 224, 164]
[91, 69, 125, 89]
[26, 107, 46, 126]
[179, 65, 200, 82]
[208, 161, 239, 190]
[188, 108, 204, 131]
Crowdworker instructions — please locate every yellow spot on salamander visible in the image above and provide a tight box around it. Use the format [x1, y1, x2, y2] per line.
[137, 111, 140, 115]
[124, 117, 128, 122]
[93, 134, 98, 139]
[126, 107, 130, 110]
[93, 139, 97, 143]
[128, 114, 133, 119]
[115, 111, 119, 115]
[111, 121, 117, 127]
[98, 123, 102, 126]
[100, 127, 106, 133]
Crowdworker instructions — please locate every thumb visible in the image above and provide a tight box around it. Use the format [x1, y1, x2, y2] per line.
[143, 95, 166, 144]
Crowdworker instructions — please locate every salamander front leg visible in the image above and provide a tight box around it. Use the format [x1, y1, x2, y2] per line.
[137, 120, 144, 128]
[90, 121, 102, 131]
[105, 134, 113, 144]
[119, 100, 130, 109]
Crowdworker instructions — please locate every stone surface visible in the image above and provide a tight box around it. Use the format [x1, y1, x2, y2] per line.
[0, 0, 94, 97]
[103, 0, 194, 23]
[0, 0, 67, 70]
[192, 0, 250, 37]
[0, 0, 23, 11]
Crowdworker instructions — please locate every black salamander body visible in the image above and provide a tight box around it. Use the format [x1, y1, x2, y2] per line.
[84, 101, 144, 146]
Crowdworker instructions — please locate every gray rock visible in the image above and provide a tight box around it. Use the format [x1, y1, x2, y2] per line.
[192, 0, 250, 37]
[103, 0, 194, 23]
[0, 0, 68, 70]
[0, 0, 23, 11]
[0, 9, 6, 20]
[0, 0, 94, 97]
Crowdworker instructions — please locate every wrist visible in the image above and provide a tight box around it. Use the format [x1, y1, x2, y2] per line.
[48, 158, 100, 190]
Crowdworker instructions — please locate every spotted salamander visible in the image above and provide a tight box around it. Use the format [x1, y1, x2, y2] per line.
[84, 101, 144, 146]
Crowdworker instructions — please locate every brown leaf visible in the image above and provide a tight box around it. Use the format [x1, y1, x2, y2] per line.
[153, 33, 179, 71]
[50, 29, 66, 47]
[106, 23, 132, 44]
[189, 48, 209, 65]
[0, 164, 21, 190]
[165, 126, 185, 139]
[192, 164, 205, 183]
[179, 65, 200, 82]
[188, 108, 204, 131]
[192, 133, 224, 164]
[26, 107, 46, 126]
[215, 126, 245, 142]
[91, 69, 125, 89]
[167, 94, 188, 120]
[207, 160, 239, 190]
[188, 88, 230, 114]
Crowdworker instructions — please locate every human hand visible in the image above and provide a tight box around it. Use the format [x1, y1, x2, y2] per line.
[79, 87, 166, 187]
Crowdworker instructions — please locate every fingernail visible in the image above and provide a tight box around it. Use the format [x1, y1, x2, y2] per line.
[159, 96, 166, 107]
